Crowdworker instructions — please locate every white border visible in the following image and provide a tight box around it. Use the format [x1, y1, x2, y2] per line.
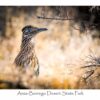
[0, 0, 100, 6]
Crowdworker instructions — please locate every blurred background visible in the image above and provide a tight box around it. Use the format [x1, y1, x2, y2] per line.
[0, 6, 100, 89]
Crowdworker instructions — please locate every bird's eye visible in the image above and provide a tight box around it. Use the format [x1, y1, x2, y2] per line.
[25, 29, 29, 33]
[25, 28, 33, 33]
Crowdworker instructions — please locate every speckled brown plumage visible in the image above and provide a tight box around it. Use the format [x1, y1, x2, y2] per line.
[14, 25, 47, 76]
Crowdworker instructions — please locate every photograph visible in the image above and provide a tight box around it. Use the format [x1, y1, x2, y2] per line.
[0, 6, 100, 89]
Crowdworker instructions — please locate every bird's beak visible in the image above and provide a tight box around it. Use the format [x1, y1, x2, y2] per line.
[36, 28, 48, 32]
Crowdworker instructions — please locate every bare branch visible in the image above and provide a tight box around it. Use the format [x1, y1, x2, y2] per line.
[82, 70, 94, 80]
[81, 64, 100, 68]
[37, 16, 74, 20]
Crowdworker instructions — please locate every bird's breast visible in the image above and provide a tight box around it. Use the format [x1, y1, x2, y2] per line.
[15, 43, 35, 68]
[30, 38, 35, 45]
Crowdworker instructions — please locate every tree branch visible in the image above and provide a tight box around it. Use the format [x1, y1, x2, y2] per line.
[37, 16, 74, 20]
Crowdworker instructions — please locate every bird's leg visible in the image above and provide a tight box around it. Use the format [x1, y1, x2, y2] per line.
[34, 57, 39, 76]
[34, 64, 39, 77]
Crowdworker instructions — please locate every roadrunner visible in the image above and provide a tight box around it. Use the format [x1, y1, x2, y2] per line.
[14, 25, 47, 76]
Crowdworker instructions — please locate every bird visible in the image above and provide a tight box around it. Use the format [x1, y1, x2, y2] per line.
[14, 25, 48, 77]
